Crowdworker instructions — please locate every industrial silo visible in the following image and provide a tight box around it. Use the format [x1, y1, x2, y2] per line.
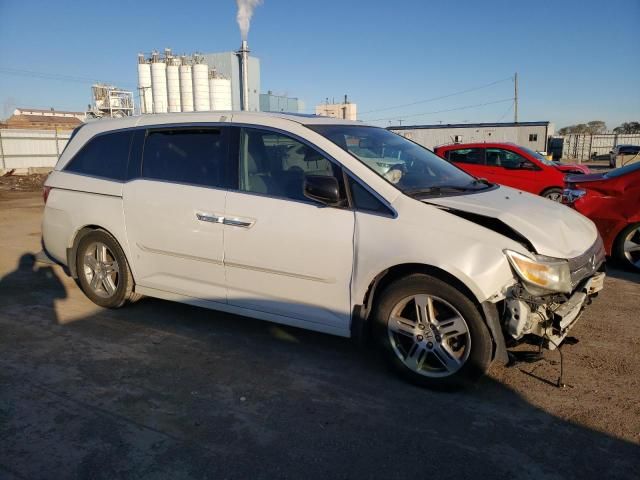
[166, 57, 181, 113]
[209, 72, 233, 111]
[137, 54, 153, 114]
[150, 51, 168, 113]
[192, 56, 210, 112]
[179, 56, 194, 112]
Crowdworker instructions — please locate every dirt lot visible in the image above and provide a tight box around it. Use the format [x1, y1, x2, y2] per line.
[0, 189, 638, 480]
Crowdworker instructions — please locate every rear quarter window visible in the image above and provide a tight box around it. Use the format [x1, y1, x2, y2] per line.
[64, 130, 133, 181]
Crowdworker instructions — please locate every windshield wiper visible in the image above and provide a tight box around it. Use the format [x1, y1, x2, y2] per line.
[404, 185, 471, 197]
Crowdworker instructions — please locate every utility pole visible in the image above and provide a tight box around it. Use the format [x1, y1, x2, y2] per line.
[514, 72, 519, 123]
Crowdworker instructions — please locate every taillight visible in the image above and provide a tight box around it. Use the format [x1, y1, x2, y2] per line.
[43, 186, 52, 204]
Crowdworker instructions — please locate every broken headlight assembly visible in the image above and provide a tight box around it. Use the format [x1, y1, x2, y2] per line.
[504, 250, 572, 294]
[562, 188, 586, 204]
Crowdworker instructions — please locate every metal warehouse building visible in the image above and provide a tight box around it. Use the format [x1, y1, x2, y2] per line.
[388, 121, 554, 152]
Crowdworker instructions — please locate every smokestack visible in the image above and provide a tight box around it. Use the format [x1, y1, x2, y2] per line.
[238, 40, 250, 111]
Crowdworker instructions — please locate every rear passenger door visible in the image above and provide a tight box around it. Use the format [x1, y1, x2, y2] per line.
[123, 127, 230, 302]
[445, 148, 487, 178]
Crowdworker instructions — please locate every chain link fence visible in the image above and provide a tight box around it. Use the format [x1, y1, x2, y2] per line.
[562, 133, 640, 161]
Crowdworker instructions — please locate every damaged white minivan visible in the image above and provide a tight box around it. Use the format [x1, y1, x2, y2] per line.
[42, 112, 605, 388]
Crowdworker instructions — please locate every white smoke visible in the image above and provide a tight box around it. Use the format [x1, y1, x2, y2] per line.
[236, 0, 263, 41]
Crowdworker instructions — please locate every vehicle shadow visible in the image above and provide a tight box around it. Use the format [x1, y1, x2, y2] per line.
[0, 257, 638, 479]
[606, 265, 640, 284]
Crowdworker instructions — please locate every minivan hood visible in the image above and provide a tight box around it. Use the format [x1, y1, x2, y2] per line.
[424, 186, 597, 259]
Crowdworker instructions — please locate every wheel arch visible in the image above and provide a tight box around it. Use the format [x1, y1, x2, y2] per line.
[66, 224, 126, 278]
[352, 263, 508, 364]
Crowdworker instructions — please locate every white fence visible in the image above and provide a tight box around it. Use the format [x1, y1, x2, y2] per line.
[0, 129, 72, 172]
[562, 133, 640, 161]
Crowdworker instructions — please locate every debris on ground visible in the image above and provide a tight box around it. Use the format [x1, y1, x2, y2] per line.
[0, 173, 49, 192]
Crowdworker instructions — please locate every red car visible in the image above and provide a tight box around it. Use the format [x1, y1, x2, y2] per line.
[564, 162, 640, 271]
[434, 142, 590, 201]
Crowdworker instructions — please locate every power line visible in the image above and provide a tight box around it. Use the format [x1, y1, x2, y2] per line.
[358, 76, 513, 117]
[367, 98, 514, 123]
[496, 100, 515, 122]
[0, 67, 134, 88]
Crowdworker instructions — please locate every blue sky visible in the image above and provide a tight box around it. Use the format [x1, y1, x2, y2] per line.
[0, 0, 638, 129]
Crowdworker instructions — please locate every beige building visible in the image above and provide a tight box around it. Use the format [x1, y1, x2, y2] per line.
[315, 98, 357, 121]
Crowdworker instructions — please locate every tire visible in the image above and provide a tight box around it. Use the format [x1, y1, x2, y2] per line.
[372, 274, 493, 389]
[542, 188, 563, 202]
[75, 230, 137, 308]
[613, 223, 640, 272]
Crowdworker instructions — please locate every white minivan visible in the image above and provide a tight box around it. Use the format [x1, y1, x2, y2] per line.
[42, 112, 605, 388]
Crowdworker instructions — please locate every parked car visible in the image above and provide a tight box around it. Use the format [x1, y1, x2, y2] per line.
[609, 144, 640, 168]
[42, 112, 605, 388]
[564, 162, 640, 271]
[434, 142, 589, 201]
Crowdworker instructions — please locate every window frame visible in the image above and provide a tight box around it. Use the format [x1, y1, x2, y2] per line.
[139, 125, 233, 190]
[446, 147, 487, 166]
[486, 147, 541, 171]
[63, 127, 136, 182]
[227, 124, 396, 217]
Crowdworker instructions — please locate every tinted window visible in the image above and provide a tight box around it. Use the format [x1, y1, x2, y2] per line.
[448, 148, 485, 165]
[349, 177, 391, 214]
[238, 128, 343, 202]
[486, 148, 535, 169]
[142, 129, 227, 187]
[65, 130, 132, 180]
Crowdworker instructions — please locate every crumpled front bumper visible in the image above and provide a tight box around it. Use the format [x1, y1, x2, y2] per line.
[504, 269, 605, 350]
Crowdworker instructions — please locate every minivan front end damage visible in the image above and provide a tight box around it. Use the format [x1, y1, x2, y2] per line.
[500, 236, 605, 350]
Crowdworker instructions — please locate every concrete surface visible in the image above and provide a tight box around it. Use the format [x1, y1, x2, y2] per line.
[0, 190, 639, 480]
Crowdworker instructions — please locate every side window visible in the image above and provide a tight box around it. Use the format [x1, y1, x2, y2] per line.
[448, 148, 485, 165]
[348, 177, 392, 215]
[486, 148, 535, 169]
[142, 128, 227, 188]
[238, 128, 343, 202]
[64, 130, 132, 181]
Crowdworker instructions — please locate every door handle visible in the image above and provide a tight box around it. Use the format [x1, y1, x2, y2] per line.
[196, 213, 224, 223]
[196, 213, 254, 228]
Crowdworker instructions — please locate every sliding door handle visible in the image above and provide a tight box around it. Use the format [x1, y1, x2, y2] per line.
[196, 213, 224, 224]
[196, 212, 254, 228]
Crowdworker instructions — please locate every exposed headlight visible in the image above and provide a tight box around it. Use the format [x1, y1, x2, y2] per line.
[562, 188, 586, 204]
[504, 250, 572, 293]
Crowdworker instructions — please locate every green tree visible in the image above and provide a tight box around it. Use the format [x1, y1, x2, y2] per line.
[558, 121, 607, 135]
[613, 122, 640, 134]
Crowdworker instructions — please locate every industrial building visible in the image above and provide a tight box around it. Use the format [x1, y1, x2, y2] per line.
[316, 96, 357, 120]
[388, 121, 554, 152]
[259, 91, 303, 113]
[0, 108, 84, 130]
[137, 44, 259, 115]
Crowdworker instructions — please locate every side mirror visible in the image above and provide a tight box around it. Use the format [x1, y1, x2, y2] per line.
[304, 175, 342, 206]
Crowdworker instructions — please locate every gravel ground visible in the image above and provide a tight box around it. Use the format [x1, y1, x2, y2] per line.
[0, 190, 638, 480]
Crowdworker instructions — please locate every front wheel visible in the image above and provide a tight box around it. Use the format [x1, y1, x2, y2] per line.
[613, 223, 640, 271]
[373, 274, 493, 389]
[542, 188, 563, 202]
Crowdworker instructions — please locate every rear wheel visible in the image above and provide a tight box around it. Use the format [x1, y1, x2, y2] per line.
[613, 223, 640, 271]
[373, 274, 493, 389]
[76, 230, 137, 308]
[542, 188, 563, 202]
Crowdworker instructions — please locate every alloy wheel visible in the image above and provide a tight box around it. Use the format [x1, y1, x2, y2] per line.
[623, 226, 640, 269]
[387, 294, 471, 378]
[82, 242, 120, 298]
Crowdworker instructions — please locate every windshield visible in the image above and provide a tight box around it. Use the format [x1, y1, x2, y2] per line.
[519, 145, 555, 166]
[308, 125, 491, 197]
